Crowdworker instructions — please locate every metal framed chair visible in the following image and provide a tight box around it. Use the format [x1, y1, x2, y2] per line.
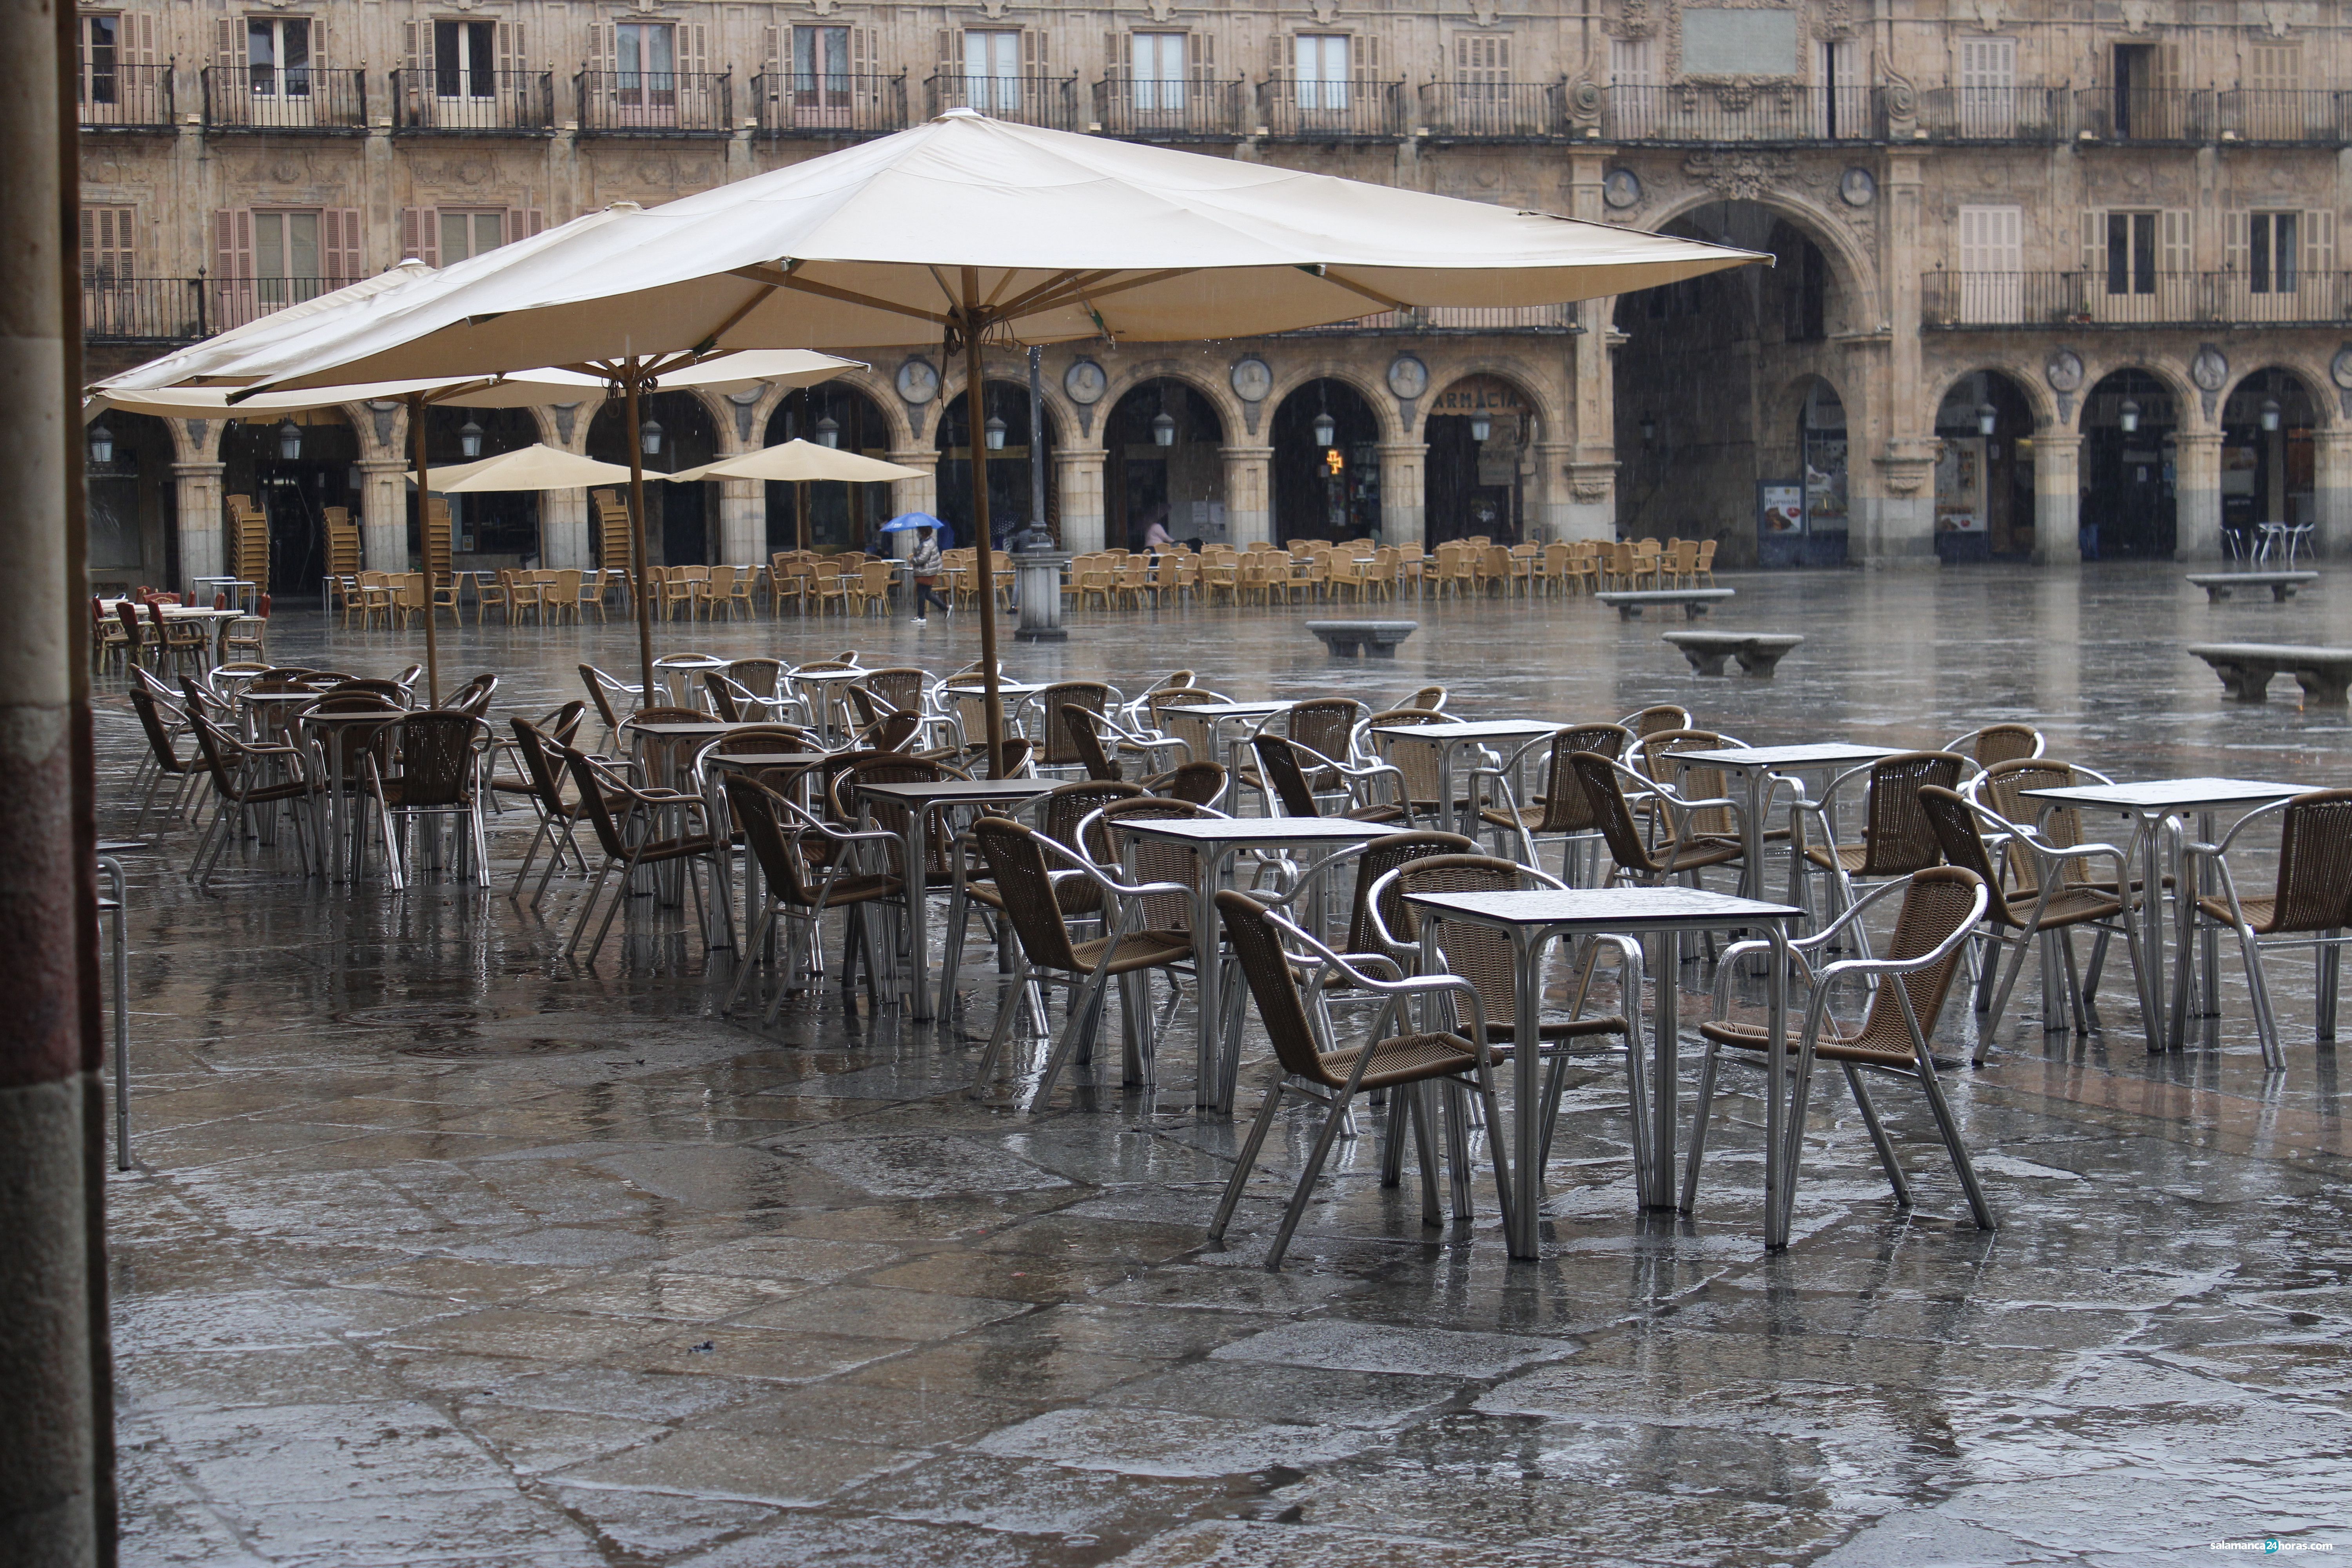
[559, 746, 720, 965]
[182, 706, 321, 888]
[1474, 723, 1633, 882]
[500, 713, 593, 905]
[1684, 867, 1993, 1237]
[1568, 750, 1747, 891]
[1207, 888, 1512, 1270]
[722, 774, 905, 1019]
[1786, 751, 1969, 942]
[2181, 789, 2352, 1070]
[1944, 724, 2045, 773]
[579, 664, 646, 750]
[365, 711, 491, 888]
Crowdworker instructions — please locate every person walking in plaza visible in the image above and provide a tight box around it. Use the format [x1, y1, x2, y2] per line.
[908, 523, 949, 624]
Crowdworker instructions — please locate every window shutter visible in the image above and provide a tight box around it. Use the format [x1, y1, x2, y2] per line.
[212, 207, 252, 276]
[496, 22, 525, 75]
[82, 206, 137, 279]
[127, 13, 157, 66]
[399, 207, 439, 265]
[511, 207, 545, 240]
[2249, 43, 2299, 93]
[2160, 209, 2192, 276]
[309, 19, 325, 69]
[2080, 208, 2105, 274]
[851, 25, 875, 88]
[590, 23, 613, 73]
[215, 18, 240, 75]
[2225, 210, 2249, 275]
[2153, 45, 2182, 93]
[402, 20, 420, 71]
[1107, 31, 1129, 79]
[1357, 35, 1379, 78]
[680, 23, 708, 78]
[761, 24, 779, 74]
[2306, 209, 2336, 279]
[324, 209, 362, 280]
[937, 29, 956, 73]
[1192, 32, 1214, 81]
[1022, 29, 1046, 73]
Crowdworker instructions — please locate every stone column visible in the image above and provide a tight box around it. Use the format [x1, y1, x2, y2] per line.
[716, 479, 765, 565]
[171, 461, 226, 589]
[1558, 453, 1617, 543]
[353, 458, 408, 571]
[2173, 431, 2223, 561]
[1053, 447, 1106, 552]
[1221, 446, 1273, 546]
[2031, 432, 2083, 566]
[1857, 442, 1938, 567]
[1377, 441, 1426, 546]
[540, 489, 589, 569]
[0, 0, 106, 1551]
[2314, 429, 2352, 561]
[887, 448, 938, 526]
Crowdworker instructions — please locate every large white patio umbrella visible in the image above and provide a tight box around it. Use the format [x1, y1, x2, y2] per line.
[662, 439, 924, 553]
[208, 109, 1766, 771]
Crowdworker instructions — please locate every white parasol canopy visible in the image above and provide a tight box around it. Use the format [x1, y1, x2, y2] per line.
[661, 439, 924, 485]
[406, 444, 640, 493]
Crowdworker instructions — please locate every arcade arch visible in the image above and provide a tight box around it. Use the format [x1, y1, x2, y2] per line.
[1930, 370, 2039, 560]
[222, 407, 359, 595]
[2078, 368, 2181, 560]
[1270, 377, 1381, 543]
[1104, 376, 1226, 550]
[2220, 367, 2322, 552]
[936, 379, 1057, 548]
[764, 383, 896, 554]
[1423, 374, 1537, 545]
[589, 391, 720, 566]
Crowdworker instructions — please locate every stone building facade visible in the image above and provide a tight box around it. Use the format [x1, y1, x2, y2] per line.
[74, 0, 2352, 593]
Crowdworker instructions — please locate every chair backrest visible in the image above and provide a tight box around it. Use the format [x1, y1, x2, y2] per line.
[1853, 752, 1969, 877]
[1363, 709, 1454, 804]
[2269, 789, 2352, 933]
[327, 679, 408, 704]
[1345, 831, 1475, 956]
[1390, 854, 1553, 1022]
[1638, 729, 1743, 836]
[970, 815, 1083, 973]
[1060, 707, 1122, 781]
[444, 673, 500, 718]
[1086, 797, 1215, 929]
[1287, 698, 1366, 765]
[702, 673, 747, 722]
[1036, 682, 1111, 766]
[1566, 751, 1663, 880]
[860, 561, 893, 594]
[1532, 724, 1635, 833]
[508, 717, 572, 816]
[1963, 724, 2044, 769]
[387, 712, 482, 807]
[1216, 889, 1346, 1086]
[723, 773, 832, 909]
[1250, 735, 1323, 817]
[1156, 761, 1227, 808]
[579, 665, 627, 730]
[1041, 780, 1147, 849]
[863, 667, 927, 713]
[1400, 686, 1447, 713]
[127, 687, 187, 768]
[1619, 705, 1693, 743]
[726, 658, 786, 699]
[1849, 867, 1989, 1055]
[830, 755, 960, 876]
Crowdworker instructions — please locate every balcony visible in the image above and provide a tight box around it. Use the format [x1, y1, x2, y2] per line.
[1276, 304, 1579, 336]
[201, 66, 367, 133]
[1091, 78, 1247, 140]
[1602, 83, 1884, 144]
[1259, 77, 1404, 140]
[1419, 81, 1565, 140]
[1920, 271, 2350, 330]
[753, 71, 907, 138]
[576, 71, 732, 136]
[390, 70, 555, 134]
[1912, 86, 2068, 144]
[82, 278, 207, 343]
[925, 74, 1078, 131]
[206, 276, 348, 332]
[78, 64, 174, 131]
[2072, 87, 2211, 144]
[2216, 89, 2350, 146]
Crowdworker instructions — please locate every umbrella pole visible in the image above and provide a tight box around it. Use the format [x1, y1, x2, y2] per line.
[409, 392, 439, 705]
[797, 479, 808, 555]
[623, 362, 655, 706]
[956, 278, 1006, 780]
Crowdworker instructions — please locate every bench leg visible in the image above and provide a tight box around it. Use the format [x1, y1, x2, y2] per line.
[2204, 585, 2232, 601]
[2212, 663, 2272, 703]
[1735, 650, 1784, 679]
[1685, 602, 1709, 618]
[2272, 583, 2296, 603]
[1616, 606, 1642, 620]
[1365, 640, 1398, 659]
[1679, 649, 1731, 677]
[2294, 668, 2351, 708]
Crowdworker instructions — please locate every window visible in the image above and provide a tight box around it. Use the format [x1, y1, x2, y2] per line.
[434, 20, 494, 98]
[1608, 36, 1653, 86]
[793, 25, 849, 105]
[2248, 211, 2299, 294]
[1132, 32, 1185, 111]
[79, 14, 119, 105]
[1455, 35, 1508, 105]
[81, 205, 137, 283]
[1818, 38, 1864, 137]
[1294, 34, 1349, 111]
[1957, 204, 2022, 323]
[617, 21, 674, 103]
[1956, 37, 2016, 136]
[438, 209, 505, 264]
[2106, 211, 2157, 294]
[964, 30, 1019, 112]
[247, 16, 311, 98]
[254, 210, 320, 283]
[2248, 42, 2299, 94]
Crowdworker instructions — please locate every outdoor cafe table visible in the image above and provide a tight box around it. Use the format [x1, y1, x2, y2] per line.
[1668, 743, 1906, 901]
[1164, 701, 1294, 802]
[624, 717, 773, 943]
[1113, 814, 1397, 1112]
[699, 749, 829, 952]
[1399, 719, 1562, 836]
[298, 706, 408, 884]
[2018, 777, 2308, 1051]
[859, 777, 1056, 1021]
[1405, 886, 1802, 1256]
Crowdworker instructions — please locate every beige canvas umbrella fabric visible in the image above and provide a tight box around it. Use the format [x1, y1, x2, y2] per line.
[191, 109, 1765, 391]
[405, 443, 639, 492]
[661, 439, 923, 485]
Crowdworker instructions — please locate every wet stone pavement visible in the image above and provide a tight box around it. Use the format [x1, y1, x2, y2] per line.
[104, 564, 2352, 1566]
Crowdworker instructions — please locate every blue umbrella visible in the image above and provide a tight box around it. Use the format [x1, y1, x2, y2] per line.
[882, 512, 946, 533]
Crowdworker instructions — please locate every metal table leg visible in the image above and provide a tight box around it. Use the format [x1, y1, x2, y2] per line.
[1643, 925, 1679, 1210]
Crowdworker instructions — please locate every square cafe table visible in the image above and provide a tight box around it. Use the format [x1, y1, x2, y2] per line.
[1113, 814, 1397, 1111]
[2018, 777, 2307, 1051]
[1406, 886, 1802, 1256]
[1668, 743, 1905, 900]
[1393, 719, 1562, 836]
[860, 777, 1056, 1020]
[1163, 701, 1294, 807]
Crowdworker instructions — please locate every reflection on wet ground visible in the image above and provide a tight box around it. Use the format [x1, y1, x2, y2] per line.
[108, 565, 2351, 1565]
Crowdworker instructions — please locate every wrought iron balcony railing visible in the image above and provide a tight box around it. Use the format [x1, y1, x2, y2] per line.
[2072, 87, 2213, 143]
[81, 278, 208, 342]
[1091, 78, 1248, 139]
[925, 74, 1078, 131]
[1259, 76, 1404, 139]
[2214, 89, 2351, 146]
[1418, 81, 1565, 139]
[79, 63, 175, 130]
[1911, 86, 2069, 143]
[391, 69, 555, 133]
[575, 70, 733, 136]
[1602, 83, 1884, 143]
[1921, 270, 2350, 329]
[753, 71, 906, 137]
[201, 66, 366, 132]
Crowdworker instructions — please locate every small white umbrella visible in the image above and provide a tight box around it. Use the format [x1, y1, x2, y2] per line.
[407, 443, 639, 492]
[662, 439, 926, 554]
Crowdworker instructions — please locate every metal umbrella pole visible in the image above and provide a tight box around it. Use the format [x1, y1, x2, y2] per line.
[407, 390, 438, 704]
[620, 359, 656, 706]
[954, 269, 1007, 779]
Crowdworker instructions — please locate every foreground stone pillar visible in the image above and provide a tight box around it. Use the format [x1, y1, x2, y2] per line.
[2031, 432, 2083, 566]
[0, 0, 108, 1556]
[2313, 430, 2352, 561]
[1221, 445, 1272, 546]
[1053, 447, 1104, 552]
[171, 461, 225, 590]
[355, 458, 408, 571]
[540, 488, 588, 570]
[2174, 431, 2223, 561]
[1377, 441, 1426, 547]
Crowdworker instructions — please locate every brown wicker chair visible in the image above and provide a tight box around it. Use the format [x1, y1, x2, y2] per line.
[183, 706, 320, 888]
[1475, 723, 1633, 882]
[1944, 723, 2045, 771]
[365, 711, 489, 888]
[1206, 889, 1511, 1270]
[1359, 709, 1469, 828]
[1919, 785, 2145, 1057]
[1250, 734, 1408, 823]
[501, 714, 594, 905]
[128, 685, 205, 832]
[943, 780, 1146, 1007]
[1568, 750, 1746, 889]
[964, 815, 1195, 1102]
[2181, 788, 2352, 1070]
[1787, 752, 1968, 943]
[722, 774, 904, 1019]
[1685, 867, 1994, 1234]
[560, 747, 719, 965]
[1028, 681, 1117, 779]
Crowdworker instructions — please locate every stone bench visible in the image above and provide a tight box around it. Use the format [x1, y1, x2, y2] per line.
[1593, 588, 1736, 621]
[1306, 619, 1419, 659]
[2187, 643, 2352, 708]
[2186, 571, 2318, 603]
[1662, 631, 1804, 679]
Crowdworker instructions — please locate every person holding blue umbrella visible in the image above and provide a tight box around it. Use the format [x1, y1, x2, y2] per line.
[884, 512, 951, 623]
